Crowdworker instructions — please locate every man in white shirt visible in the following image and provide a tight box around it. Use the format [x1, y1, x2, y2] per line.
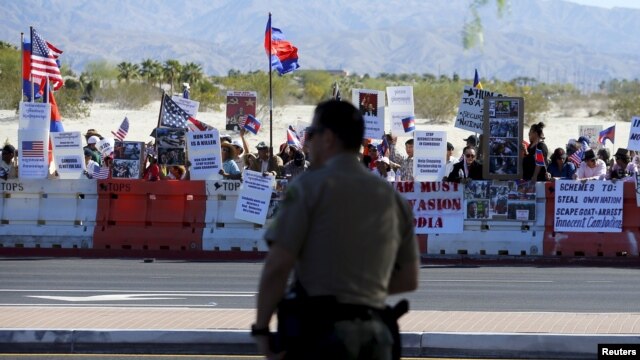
[573, 149, 606, 180]
[0, 144, 18, 180]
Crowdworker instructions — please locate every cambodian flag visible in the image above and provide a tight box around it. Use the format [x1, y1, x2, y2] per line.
[473, 69, 483, 89]
[535, 148, 546, 167]
[287, 126, 302, 149]
[377, 135, 390, 156]
[244, 115, 261, 135]
[401, 116, 415, 133]
[598, 125, 615, 145]
[264, 16, 300, 75]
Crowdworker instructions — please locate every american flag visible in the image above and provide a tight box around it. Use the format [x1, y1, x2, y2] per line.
[111, 117, 129, 141]
[93, 166, 110, 180]
[22, 141, 44, 158]
[30, 28, 64, 91]
[187, 117, 214, 132]
[160, 94, 192, 128]
[568, 148, 584, 166]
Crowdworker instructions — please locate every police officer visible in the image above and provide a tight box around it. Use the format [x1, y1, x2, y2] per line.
[253, 100, 419, 359]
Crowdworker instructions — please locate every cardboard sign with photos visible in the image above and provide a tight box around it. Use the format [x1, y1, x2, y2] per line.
[482, 97, 524, 180]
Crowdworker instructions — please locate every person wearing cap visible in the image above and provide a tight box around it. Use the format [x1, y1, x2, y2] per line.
[254, 100, 418, 359]
[248, 141, 283, 177]
[463, 135, 478, 148]
[229, 139, 246, 172]
[573, 149, 606, 180]
[219, 142, 241, 180]
[282, 148, 309, 180]
[0, 144, 18, 180]
[607, 148, 635, 181]
[374, 156, 396, 181]
[83, 136, 102, 166]
[82, 148, 100, 179]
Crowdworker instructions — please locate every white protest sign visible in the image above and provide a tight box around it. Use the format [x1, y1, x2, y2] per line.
[386, 86, 414, 134]
[51, 131, 85, 179]
[234, 170, 274, 225]
[96, 138, 115, 158]
[18, 128, 49, 179]
[19, 102, 51, 130]
[353, 89, 385, 139]
[172, 96, 200, 117]
[394, 181, 464, 234]
[186, 129, 222, 180]
[455, 86, 503, 134]
[554, 180, 623, 233]
[579, 125, 602, 150]
[413, 130, 447, 181]
[628, 116, 640, 151]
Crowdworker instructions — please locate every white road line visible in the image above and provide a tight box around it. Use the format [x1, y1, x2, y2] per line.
[420, 280, 554, 283]
[27, 293, 254, 302]
[0, 289, 256, 294]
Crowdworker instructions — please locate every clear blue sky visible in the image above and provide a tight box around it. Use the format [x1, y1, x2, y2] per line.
[565, 0, 640, 9]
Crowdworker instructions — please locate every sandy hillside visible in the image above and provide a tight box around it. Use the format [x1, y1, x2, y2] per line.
[0, 101, 630, 159]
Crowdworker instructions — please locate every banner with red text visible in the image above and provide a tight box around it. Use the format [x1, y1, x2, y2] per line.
[394, 181, 464, 234]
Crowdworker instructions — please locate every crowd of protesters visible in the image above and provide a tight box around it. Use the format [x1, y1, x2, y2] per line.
[2, 121, 639, 184]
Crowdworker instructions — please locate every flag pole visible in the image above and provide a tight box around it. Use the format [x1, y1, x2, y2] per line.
[268, 12, 273, 158]
[20, 32, 24, 102]
[29, 26, 34, 103]
[157, 91, 165, 129]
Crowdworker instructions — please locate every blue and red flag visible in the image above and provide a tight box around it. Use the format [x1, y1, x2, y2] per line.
[287, 126, 302, 149]
[535, 148, 546, 167]
[48, 89, 63, 132]
[473, 69, 483, 89]
[377, 135, 390, 156]
[401, 115, 415, 133]
[264, 16, 300, 75]
[598, 125, 615, 145]
[244, 115, 261, 135]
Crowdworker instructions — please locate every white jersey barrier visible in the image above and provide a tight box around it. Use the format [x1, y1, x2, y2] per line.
[203, 180, 269, 252]
[426, 182, 546, 256]
[0, 180, 97, 249]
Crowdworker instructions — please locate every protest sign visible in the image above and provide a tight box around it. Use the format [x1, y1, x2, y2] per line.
[187, 129, 222, 180]
[234, 170, 274, 225]
[455, 86, 502, 134]
[352, 89, 385, 139]
[386, 86, 414, 134]
[226, 91, 257, 131]
[18, 128, 49, 179]
[51, 131, 85, 179]
[155, 128, 186, 165]
[464, 180, 536, 221]
[413, 130, 447, 181]
[628, 116, 640, 151]
[112, 141, 144, 179]
[483, 97, 524, 180]
[171, 95, 200, 117]
[395, 181, 464, 234]
[19, 102, 50, 130]
[554, 180, 623, 232]
[579, 125, 603, 150]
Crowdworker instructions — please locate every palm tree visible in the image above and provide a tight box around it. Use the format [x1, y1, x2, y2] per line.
[163, 60, 182, 94]
[116, 62, 140, 83]
[140, 59, 163, 86]
[180, 62, 204, 87]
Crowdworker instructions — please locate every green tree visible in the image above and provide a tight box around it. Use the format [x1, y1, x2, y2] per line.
[163, 60, 182, 94]
[116, 62, 140, 83]
[0, 45, 21, 109]
[180, 62, 204, 86]
[140, 59, 163, 86]
[414, 80, 460, 124]
[463, 0, 509, 49]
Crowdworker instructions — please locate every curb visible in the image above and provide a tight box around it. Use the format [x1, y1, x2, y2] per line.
[2, 329, 639, 358]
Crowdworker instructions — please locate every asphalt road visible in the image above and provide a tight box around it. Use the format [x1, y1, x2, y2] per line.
[1, 258, 640, 312]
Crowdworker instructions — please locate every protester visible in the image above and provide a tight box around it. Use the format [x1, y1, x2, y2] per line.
[573, 149, 606, 180]
[166, 165, 189, 180]
[282, 149, 309, 180]
[522, 122, 550, 181]
[248, 141, 283, 177]
[84, 135, 102, 165]
[277, 143, 294, 165]
[447, 146, 483, 183]
[82, 148, 100, 179]
[444, 142, 457, 181]
[548, 147, 576, 180]
[607, 148, 635, 181]
[142, 154, 161, 181]
[254, 100, 418, 359]
[365, 143, 379, 170]
[0, 144, 18, 180]
[389, 137, 414, 181]
[374, 156, 396, 181]
[598, 148, 613, 173]
[219, 142, 241, 180]
[231, 139, 245, 172]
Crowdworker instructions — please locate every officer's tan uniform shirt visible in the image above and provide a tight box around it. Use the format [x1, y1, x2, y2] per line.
[265, 153, 418, 309]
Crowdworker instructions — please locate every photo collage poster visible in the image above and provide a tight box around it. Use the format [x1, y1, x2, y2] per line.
[155, 128, 186, 166]
[226, 91, 257, 131]
[483, 97, 524, 180]
[112, 141, 145, 179]
[463, 180, 536, 221]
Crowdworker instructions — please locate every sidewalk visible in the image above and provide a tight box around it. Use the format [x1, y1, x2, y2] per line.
[2, 307, 640, 358]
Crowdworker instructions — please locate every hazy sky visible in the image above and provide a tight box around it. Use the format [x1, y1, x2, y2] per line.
[565, 0, 640, 9]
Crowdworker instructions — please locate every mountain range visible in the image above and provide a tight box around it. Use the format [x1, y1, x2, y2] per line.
[2, 0, 640, 89]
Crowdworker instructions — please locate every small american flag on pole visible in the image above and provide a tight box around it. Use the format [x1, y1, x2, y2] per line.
[111, 117, 129, 141]
[568, 148, 584, 166]
[92, 166, 110, 180]
[22, 140, 44, 158]
[30, 28, 64, 91]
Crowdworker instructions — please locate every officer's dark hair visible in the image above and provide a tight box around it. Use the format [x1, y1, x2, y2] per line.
[313, 100, 364, 152]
